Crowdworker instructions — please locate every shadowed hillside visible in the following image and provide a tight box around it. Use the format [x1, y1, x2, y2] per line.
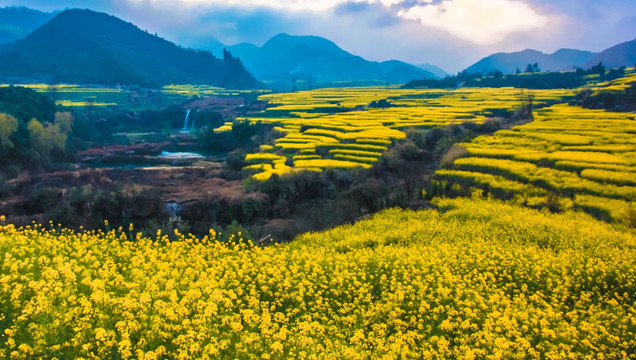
[466, 48, 597, 74]
[583, 39, 636, 69]
[0, 9, 259, 88]
[229, 33, 436, 88]
[0, 6, 55, 44]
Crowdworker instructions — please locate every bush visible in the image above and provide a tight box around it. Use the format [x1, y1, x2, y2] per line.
[405, 128, 428, 149]
[24, 187, 61, 214]
[479, 118, 502, 133]
[226, 152, 246, 172]
[241, 197, 263, 223]
[439, 144, 469, 169]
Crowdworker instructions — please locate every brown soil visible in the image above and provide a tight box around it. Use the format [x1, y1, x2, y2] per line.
[0, 162, 260, 227]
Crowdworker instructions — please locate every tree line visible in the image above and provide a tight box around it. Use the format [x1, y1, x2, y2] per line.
[0, 86, 73, 169]
[403, 63, 626, 90]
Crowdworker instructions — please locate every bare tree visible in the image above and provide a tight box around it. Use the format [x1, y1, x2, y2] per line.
[519, 90, 535, 121]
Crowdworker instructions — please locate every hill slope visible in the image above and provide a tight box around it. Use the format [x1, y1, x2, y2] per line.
[228, 33, 436, 88]
[0, 6, 55, 44]
[0, 9, 258, 88]
[417, 63, 448, 78]
[1, 197, 634, 358]
[583, 38, 636, 69]
[466, 48, 597, 74]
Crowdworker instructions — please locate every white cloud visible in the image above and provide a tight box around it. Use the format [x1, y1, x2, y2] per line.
[377, 0, 405, 6]
[397, 0, 548, 44]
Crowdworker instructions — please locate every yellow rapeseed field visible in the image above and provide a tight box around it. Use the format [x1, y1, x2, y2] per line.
[439, 104, 636, 224]
[223, 87, 573, 180]
[1, 198, 635, 359]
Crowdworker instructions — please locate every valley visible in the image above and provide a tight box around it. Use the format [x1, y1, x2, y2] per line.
[0, 4, 635, 360]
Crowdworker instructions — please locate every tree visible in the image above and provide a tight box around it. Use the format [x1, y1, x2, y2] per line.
[28, 118, 47, 158]
[519, 90, 535, 121]
[525, 64, 534, 73]
[54, 111, 74, 133]
[591, 62, 606, 78]
[28, 117, 68, 161]
[0, 113, 18, 150]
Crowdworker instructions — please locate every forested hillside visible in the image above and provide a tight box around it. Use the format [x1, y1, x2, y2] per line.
[0, 9, 258, 88]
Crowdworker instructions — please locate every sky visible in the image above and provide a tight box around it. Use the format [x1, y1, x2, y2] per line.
[4, 0, 636, 72]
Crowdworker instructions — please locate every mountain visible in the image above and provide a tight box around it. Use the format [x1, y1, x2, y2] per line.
[465, 48, 597, 74]
[0, 6, 56, 44]
[0, 9, 258, 88]
[582, 39, 636, 69]
[417, 63, 448, 78]
[227, 33, 436, 89]
[198, 36, 227, 58]
[227, 43, 260, 60]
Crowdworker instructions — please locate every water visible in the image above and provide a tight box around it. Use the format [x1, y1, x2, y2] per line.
[165, 202, 183, 217]
[157, 151, 205, 160]
[183, 108, 192, 130]
[86, 151, 206, 169]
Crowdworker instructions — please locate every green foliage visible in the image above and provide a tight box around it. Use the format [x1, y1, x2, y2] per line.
[0, 113, 17, 150]
[0, 85, 56, 124]
[576, 81, 636, 111]
[403, 65, 618, 90]
[225, 152, 246, 172]
[54, 111, 73, 133]
[0, 85, 59, 166]
[199, 120, 272, 152]
[0, 9, 258, 88]
[27, 117, 69, 161]
[241, 198, 263, 223]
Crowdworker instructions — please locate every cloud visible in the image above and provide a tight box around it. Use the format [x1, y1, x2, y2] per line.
[125, 0, 347, 12]
[334, 1, 371, 14]
[397, 0, 548, 44]
[8, 0, 636, 73]
[123, 0, 411, 12]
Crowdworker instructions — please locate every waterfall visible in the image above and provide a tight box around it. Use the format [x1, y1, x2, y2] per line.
[183, 108, 192, 130]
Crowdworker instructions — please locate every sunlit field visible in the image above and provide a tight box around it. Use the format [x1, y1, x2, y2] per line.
[2, 67, 635, 360]
[221, 87, 575, 180]
[437, 103, 636, 225]
[0, 84, 268, 111]
[2, 3, 636, 359]
[591, 69, 636, 92]
[1, 197, 635, 359]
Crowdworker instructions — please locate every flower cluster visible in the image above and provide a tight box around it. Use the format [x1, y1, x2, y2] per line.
[1, 197, 635, 359]
[439, 104, 636, 224]
[224, 87, 573, 180]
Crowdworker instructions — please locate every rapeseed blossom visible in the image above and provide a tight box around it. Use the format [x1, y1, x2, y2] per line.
[1, 198, 635, 359]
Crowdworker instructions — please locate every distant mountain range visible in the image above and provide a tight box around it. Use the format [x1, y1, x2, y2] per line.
[0, 6, 441, 89]
[582, 39, 636, 69]
[0, 6, 55, 44]
[2, 6, 633, 89]
[0, 9, 258, 88]
[465, 49, 597, 74]
[464, 39, 636, 75]
[416, 63, 449, 78]
[223, 33, 437, 89]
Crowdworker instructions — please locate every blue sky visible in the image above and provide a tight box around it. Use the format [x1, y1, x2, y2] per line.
[5, 0, 636, 72]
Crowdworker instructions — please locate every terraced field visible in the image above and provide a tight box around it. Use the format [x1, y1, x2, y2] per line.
[221, 87, 574, 180]
[0, 84, 266, 111]
[437, 103, 636, 225]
